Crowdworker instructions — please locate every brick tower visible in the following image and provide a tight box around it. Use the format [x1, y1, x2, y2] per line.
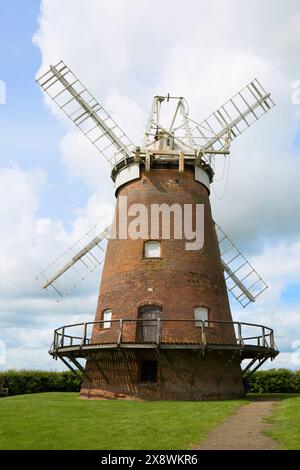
[37, 62, 278, 400]
[80, 162, 245, 399]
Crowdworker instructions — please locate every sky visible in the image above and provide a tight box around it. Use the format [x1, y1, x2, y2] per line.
[0, 0, 300, 371]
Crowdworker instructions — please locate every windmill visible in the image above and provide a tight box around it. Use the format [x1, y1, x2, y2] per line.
[36, 61, 278, 400]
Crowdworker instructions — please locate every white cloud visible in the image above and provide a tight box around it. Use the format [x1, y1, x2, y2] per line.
[105, 92, 146, 144]
[252, 240, 300, 285]
[0, 164, 107, 370]
[0, 166, 64, 296]
[59, 131, 113, 192]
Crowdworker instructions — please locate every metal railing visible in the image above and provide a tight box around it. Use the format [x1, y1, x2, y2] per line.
[50, 319, 277, 353]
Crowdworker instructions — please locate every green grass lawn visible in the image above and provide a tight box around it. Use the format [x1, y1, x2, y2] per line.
[265, 395, 300, 450]
[0, 393, 246, 450]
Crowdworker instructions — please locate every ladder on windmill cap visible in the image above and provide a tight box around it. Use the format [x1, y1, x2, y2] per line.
[143, 95, 196, 151]
[215, 223, 268, 308]
[36, 225, 110, 299]
[36, 61, 134, 167]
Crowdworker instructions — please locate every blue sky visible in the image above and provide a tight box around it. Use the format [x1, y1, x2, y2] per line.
[0, 0, 300, 372]
[0, 0, 91, 225]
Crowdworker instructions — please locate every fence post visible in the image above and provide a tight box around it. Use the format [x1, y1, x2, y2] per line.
[156, 318, 161, 345]
[270, 330, 275, 349]
[82, 322, 87, 346]
[201, 321, 206, 345]
[61, 327, 65, 347]
[118, 319, 123, 345]
[262, 326, 266, 347]
[238, 322, 243, 346]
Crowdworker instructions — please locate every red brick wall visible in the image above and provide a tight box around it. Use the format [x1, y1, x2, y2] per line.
[81, 349, 244, 400]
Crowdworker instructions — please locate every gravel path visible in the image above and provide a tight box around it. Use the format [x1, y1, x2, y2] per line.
[196, 400, 279, 450]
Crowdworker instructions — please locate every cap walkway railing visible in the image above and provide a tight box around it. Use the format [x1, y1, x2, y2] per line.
[50, 319, 277, 353]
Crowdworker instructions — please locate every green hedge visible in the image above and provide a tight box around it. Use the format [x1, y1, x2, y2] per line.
[1, 368, 300, 397]
[0, 370, 82, 396]
[248, 369, 300, 393]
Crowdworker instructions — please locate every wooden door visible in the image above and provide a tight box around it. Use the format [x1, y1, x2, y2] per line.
[138, 305, 161, 343]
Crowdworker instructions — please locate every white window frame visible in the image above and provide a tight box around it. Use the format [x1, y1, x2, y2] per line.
[194, 306, 209, 327]
[144, 240, 161, 258]
[102, 309, 112, 329]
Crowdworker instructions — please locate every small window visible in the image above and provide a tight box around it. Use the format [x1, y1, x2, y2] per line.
[140, 361, 158, 383]
[144, 241, 161, 258]
[102, 309, 112, 329]
[194, 306, 208, 326]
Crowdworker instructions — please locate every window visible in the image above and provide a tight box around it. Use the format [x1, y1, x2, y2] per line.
[102, 309, 112, 329]
[140, 361, 158, 383]
[194, 306, 208, 327]
[144, 240, 161, 258]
